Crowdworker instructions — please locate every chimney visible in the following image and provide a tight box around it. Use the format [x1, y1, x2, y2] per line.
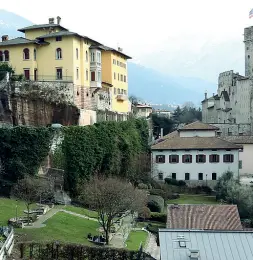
[57, 16, 61, 25]
[49, 18, 55, 24]
[204, 92, 207, 100]
[213, 93, 215, 97]
[118, 47, 123, 52]
[2, 35, 8, 42]
[160, 128, 164, 138]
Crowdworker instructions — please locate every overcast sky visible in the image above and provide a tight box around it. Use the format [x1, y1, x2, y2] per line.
[2, 0, 253, 82]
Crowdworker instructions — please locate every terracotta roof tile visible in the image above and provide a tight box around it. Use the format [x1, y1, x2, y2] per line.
[167, 204, 242, 230]
[179, 121, 219, 131]
[151, 136, 242, 150]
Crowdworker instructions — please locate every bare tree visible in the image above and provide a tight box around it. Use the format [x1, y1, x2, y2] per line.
[11, 175, 53, 225]
[79, 176, 147, 244]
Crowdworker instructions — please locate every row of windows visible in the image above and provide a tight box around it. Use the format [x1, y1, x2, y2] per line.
[113, 59, 126, 68]
[158, 172, 217, 181]
[0, 48, 37, 61]
[156, 154, 234, 164]
[114, 88, 127, 95]
[75, 68, 101, 82]
[114, 72, 127, 82]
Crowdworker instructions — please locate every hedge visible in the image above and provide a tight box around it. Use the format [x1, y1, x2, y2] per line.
[164, 178, 186, 186]
[62, 119, 149, 195]
[0, 127, 53, 194]
[150, 212, 167, 223]
[147, 195, 164, 213]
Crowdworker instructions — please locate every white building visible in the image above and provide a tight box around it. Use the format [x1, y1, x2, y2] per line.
[222, 136, 253, 177]
[154, 109, 172, 118]
[151, 121, 242, 185]
[135, 104, 152, 118]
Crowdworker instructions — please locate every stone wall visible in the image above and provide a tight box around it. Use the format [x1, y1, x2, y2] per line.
[211, 123, 252, 136]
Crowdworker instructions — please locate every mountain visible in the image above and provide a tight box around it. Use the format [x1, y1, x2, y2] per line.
[0, 9, 216, 105]
[128, 62, 216, 105]
[0, 10, 32, 38]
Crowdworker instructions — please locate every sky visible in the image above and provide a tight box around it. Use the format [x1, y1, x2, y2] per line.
[2, 0, 253, 82]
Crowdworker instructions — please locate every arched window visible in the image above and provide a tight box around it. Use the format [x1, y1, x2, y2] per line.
[0, 51, 3, 62]
[86, 51, 88, 62]
[158, 172, 163, 180]
[185, 173, 190, 180]
[34, 49, 37, 60]
[4, 50, 9, 61]
[56, 48, 62, 59]
[23, 48, 30, 60]
[212, 173, 217, 180]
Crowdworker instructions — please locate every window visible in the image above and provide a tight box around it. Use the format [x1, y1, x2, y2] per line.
[86, 51, 88, 62]
[172, 173, 176, 180]
[76, 48, 79, 59]
[239, 160, 242, 169]
[124, 75, 126, 82]
[56, 48, 62, 59]
[185, 173, 190, 180]
[56, 68, 62, 80]
[91, 52, 95, 62]
[182, 154, 192, 163]
[0, 51, 3, 61]
[156, 155, 165, 163]
[23, 48, 30, 60]
[114, 72, 116, 80]
[124, 90, 127, 95]
[179, 241, 186, 248]
[24, 69, 30, 80]
[158, 172, 163, 180]
[33, 49, 36, 60]
[91, 71, 95, 81]
[120, 74, 123, 81]
[118, 73, 119, 80]
[196, 154, 206, 163]
[76, 68, 79, 80]
[56, 36, 62, 41]
[198, 173, 203, 180]
[117, 60, 119, 66]
[212, 172, 217, 180]
[97, 52, 101, 63]
[121, 89, 124, 94]
[86, 69, 88, 80]
[223, 154, 234, 163]
[117, 88, 120, 94]
[97, 71, 101, 82]
[209, 154, 219, 163]
[248, 55, 250, 59]
[169, 155, 179, 163]
[113, 59, 116, 65]
[114, 88, 116, 95]
[4, 50, 9, 61]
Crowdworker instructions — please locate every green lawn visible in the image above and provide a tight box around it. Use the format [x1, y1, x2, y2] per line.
[0, 197, 37, 226]
[126, 231, 148, 250]
[17, 212, 100, 244]
[64, 205, 98, 219]
[167, 194, 218, 205]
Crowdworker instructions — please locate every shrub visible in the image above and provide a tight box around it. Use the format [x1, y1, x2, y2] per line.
[150, 212, 167, 223]
[138, 183, 148, 189]
[167, 193, 180, 200]
[138, 206, 151, 219]
[148, 195, 164, 213]
[150, 179, 162, 189]
[178, 180, 186, 186]
[147, 200, 160, 213]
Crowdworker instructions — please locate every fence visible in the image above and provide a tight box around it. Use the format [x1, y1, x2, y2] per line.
[0, 227, 14, 260]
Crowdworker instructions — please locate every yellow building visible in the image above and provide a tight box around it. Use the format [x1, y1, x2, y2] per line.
[0, 17, 131, 113]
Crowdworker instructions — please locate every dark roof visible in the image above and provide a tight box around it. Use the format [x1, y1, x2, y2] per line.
[222, 135, 253, 144]
[90, 45, 132, 59]
[37, 31, 101, 45]
[178, 121, 219, 131]
[221, 90, 230, 101]
[18, 23, 68, 33]
[151, 136, 242, 150]
[167, 204, 242, 230]
[0, 37, 41, 46]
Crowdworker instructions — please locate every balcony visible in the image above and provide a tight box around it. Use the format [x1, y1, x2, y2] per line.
[12, 74, 73, 83]
[116, 94, 128, 101]
[90, 81, 102, 88]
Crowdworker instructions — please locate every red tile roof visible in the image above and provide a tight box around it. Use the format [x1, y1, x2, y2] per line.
[167, 204, 242, 230]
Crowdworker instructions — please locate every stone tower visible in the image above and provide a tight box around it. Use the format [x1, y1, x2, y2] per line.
[244, 26, 253, 77]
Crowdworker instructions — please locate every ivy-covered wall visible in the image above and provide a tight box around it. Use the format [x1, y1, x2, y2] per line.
[62, 118, 149, 195]
[0, 127, 53, 194]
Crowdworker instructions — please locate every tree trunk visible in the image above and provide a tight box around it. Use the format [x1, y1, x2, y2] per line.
[105, 229, 109, 245]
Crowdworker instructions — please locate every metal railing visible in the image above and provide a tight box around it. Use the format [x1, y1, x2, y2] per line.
[12, 74, 73, 82]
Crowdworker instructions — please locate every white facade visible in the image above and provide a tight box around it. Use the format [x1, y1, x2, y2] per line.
[152, 149, 239, 181]
[239, 144, 253, 175]
[179, 130, 216, 137]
